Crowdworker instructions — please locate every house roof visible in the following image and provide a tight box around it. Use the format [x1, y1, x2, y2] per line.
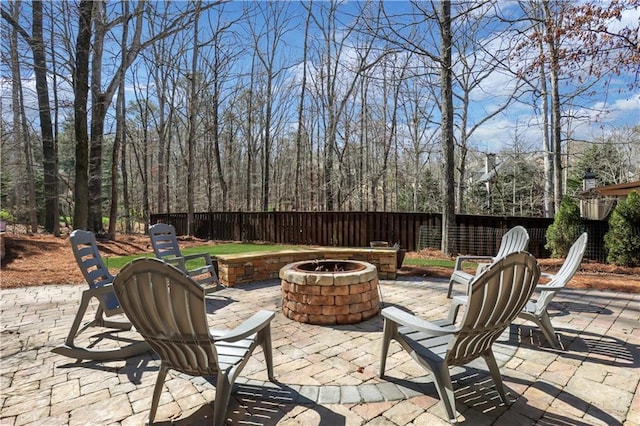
[592, 180, 640, 197]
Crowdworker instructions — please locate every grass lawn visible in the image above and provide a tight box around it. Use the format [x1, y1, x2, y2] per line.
[106, 242, 302, 270]
[106, 241, 479, 273]
[403, 257, 479, 269]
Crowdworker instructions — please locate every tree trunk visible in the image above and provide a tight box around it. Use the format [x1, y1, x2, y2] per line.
[440, 0, 455, 255]
[8, 3, 38, 233]
[543, 0, 563, 212]
[295, 4, 312, 211]
[32, 0, 59, 235]
[186, 1, 202, 235]
[539, 40, 553, 217]
[72, 0, 93, 230]
[88, 1, 107, 233]
[121, 117, 131, 234]
[210, 36, 228, 210]
[107, 1, 130, 239]
[456, 87, 469, 214]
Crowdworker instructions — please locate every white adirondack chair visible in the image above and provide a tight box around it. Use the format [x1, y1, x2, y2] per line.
[113, 258, 275, 425]
[380, 251, 540, 423]
[518, 232, 588, 348]
[447, 225, 530, 298]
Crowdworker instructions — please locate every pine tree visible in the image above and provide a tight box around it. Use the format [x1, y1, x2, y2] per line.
[605, 191, 640, 267]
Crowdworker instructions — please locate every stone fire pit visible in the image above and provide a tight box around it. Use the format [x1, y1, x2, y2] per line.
[279, 259, 380, 325]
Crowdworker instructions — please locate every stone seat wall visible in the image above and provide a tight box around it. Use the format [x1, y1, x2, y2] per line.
[216, 247, 398, 287]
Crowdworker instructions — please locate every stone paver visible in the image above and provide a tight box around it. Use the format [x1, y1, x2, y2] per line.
[1, 276, 638, 424]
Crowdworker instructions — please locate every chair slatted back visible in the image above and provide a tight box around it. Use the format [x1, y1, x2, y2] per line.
[113, 258, 220, 376]
[149, 223, 183, 260]
[494, 226, 530, 259]
[448, 251, 540, 365]
[535, 232, 587, 315]
[69, 229, 119, 311]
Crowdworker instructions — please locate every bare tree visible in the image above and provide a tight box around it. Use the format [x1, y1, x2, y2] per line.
[247, 1, 296, 211]
[452, 5, 523, 214]
[185, 1, 202, 235]
[200, 4, 245, 212]
[79, 1, 219, 233]
[307, 1, 376, 210]
[541, 0, 563, 211]
[6, 1, 38, 233]
[294, 2, 313, 211]
[71, 0, 93, 230]
[107, 0, 130, 239]
[376, 0, 463, 254]
[2, 0, 59, 235]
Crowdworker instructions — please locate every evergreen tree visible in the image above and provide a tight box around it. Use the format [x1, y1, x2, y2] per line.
[545, 197, 582, 257]
[605, 191, 640, 267]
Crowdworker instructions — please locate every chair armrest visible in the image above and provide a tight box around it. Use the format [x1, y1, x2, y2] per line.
[381, 307, 457, 336]
[451, 295, 468, 308]
[214, 310, 275, 343]
[453, 255, 494, 271]
[162, 256, 189, 272]
[446, 295, 468, 323]
[535, 284, 563, 292]
[450, 270, 474, 286]
[182, 252, 214, 264]
[85, 283, 115, 295]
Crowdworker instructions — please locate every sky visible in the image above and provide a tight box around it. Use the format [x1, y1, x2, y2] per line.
[1, 1, 638, 155]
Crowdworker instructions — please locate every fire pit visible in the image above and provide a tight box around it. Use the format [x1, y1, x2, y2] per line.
[279, 259, 380, 325]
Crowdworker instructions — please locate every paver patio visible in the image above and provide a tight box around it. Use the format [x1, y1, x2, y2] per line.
[1, 276, 638, 425]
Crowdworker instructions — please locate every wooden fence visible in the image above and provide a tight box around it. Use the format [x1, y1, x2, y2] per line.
[150, 211, 609, 262]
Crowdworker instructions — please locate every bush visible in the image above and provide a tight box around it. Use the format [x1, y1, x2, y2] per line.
[0, 209, 14, 222]
[545, 197, 582, 258]
[604, 191, 640, 267]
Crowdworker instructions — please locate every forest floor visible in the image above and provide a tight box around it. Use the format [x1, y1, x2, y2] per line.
[1, 230, 639, 292]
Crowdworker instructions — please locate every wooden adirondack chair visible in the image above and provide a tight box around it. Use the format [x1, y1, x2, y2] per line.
[113, 258, 275, 425]
[52, 230, 150, 361]
[380, 251, 540, 423]
[149, 223, 222, 293]
[447, 225, 530, 298]
[518, 232, 588, 348]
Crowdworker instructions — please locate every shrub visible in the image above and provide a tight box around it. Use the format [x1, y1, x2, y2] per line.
[604, 191, 640, 267]
[545, 197, 582, 258]
[0, 209, 14, 222]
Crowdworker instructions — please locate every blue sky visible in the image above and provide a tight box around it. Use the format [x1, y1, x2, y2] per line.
[1, 1, 638, 155]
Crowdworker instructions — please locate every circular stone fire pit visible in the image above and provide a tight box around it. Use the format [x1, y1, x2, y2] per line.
[279, 259, 380, 325]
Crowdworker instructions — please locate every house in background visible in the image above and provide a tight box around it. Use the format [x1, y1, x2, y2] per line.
[579, 171, 640, 220]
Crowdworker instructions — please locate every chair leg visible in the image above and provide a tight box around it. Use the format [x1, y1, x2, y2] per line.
[379, 318, 396, 377]
[537, 311, 559, 348]
[148, 363, 168, 424]
[63, 289, 95, 346]
[482, 350, 509, 404]
[259, 326, 275, 381]
[447, 278, 455, 299]
[214, 373, 233, 426]
[427, 361, 457, 423]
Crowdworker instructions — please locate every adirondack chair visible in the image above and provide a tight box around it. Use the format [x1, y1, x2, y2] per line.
[518, 232, 588, 348]
[148, 223, 222, 293]
[52, 230, 150, 361]
[447, 225, 530, 298]
[112, 258, 275, 425]
[380, 251, 540, 423]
